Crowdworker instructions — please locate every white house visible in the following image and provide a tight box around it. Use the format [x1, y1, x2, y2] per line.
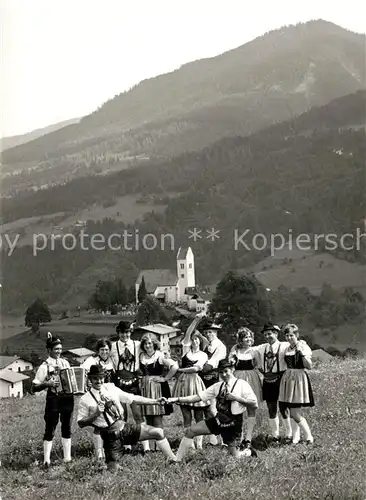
[0, 370, 29, 398]
[0, 356, 33, 373]
[64, 348, 95, 365]
[133, 323, 180, 355]
[135, 246, 196, 305]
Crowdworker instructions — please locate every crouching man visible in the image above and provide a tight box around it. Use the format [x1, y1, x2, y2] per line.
[169, 359, 258, 461]
[77, 365, 176, 469]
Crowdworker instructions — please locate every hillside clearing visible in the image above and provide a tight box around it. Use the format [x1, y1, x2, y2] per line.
[0, 357, 365, 500]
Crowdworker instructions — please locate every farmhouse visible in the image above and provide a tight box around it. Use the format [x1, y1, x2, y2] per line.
[63, 348, 95, 365]
[132, 323, 180, 355]
[0, 370, 29, 398]
[0, 356, 33, 373]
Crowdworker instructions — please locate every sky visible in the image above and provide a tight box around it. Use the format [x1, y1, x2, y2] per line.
[1, 0, 365, 137]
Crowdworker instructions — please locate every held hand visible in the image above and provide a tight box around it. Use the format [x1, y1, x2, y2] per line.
[47, 378, 60, 388]
[152, 376, 165, 383]
[167, 397, 178, 404]
[157, 397, 168, 405]
[225, 393, 237, 401]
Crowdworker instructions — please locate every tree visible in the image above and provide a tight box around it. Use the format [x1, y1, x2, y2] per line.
[88, 278, 129, 312]
[25, 298, 52, 333]
[113, 278, 128, 306]
[127, 285, 136, 304]
[208, 271, 273, 342]
[137, 276, 147, 303]
[136, 296, 169, 326]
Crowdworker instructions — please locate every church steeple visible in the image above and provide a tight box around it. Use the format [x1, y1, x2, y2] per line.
[176, 247, 195, 302]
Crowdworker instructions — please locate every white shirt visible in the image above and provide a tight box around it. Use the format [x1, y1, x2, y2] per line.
[229, 345, 256, 362]
[77, 383, 134, 429]
[284, 341, 312, 360]
[111, 339, 141, 371]
[140, 350, 177, 370]
[253, 341, 289, 373]
[181, 342, 208, 371]
[33, 356, 71, 394]
[205, 337, 227, 369]
[198, 376, 258, 414]
[81, 355, 114, 373]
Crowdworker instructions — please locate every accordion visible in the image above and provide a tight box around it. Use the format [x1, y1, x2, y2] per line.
[59, 367, 86, 395]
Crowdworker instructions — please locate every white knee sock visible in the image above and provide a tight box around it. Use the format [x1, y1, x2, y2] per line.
[195, 435, 203, 449]
[176, 437, 194, 461]
[291, 419, 300, 444]
[43, 440, 53, 464]
[62, 438, 72, 463]
[141, 440, 150, 451]
[156, 438, 176, 460]
[209, 434, 218, 445]
[298, 418, 313, 441]
[246, 417, 256, 442]
[282, 417, 292, 438]
[93, 434, 104, 459]
[269, 416, 279, 438]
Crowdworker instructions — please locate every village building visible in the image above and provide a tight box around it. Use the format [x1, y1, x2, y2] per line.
[0, 370, 29, 398]
[132, 323, 180, 355]
[63, 347, 95, 365]
[135, 247, 215, 313]
[0, 356, 33, 373]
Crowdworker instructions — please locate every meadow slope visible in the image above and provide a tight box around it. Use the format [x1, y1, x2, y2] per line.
[0, 357, 365, 500]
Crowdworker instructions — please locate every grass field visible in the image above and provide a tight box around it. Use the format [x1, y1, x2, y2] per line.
[0, 194, 173, 248]
[0, 357, 365, 500]
[246, 247, 366, 296]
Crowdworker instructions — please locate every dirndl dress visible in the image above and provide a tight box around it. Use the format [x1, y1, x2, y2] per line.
[171, 354, 208, 408]
[140, 355, 173, 416]
[234, 358, 263, 405]
[279, 351, 314, 407]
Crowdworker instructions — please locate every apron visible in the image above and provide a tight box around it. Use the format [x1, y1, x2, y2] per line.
[200, 346, 219, 388]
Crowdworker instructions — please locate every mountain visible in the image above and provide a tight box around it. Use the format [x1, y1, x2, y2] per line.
[0, 118, 80, 152]
[1, 20, 365, 195]
[1, 91, 365, 314]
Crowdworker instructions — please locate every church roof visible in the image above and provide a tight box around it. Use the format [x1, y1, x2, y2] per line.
[136, 269, 178, 292]
[177, 247, 191, 260]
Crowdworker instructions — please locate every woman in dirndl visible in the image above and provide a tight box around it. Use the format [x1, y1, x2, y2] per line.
[278, 324, 314, 444]
[81, 338, 115, 459]
[172, 314, 209, 449]
[32, 333, 74, 468]
[139, 333, 178, 430]
[228, 327, 262, 449]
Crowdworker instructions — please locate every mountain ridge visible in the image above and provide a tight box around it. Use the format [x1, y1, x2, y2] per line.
[1, 20, 365, 196]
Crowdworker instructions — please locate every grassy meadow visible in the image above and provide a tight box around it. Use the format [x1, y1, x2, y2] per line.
[1, 357, 365, 500]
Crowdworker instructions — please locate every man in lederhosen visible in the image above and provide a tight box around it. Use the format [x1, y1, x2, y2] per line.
[110, 320, 148, 452]
[254, 323, 292, 442]
[77, 365, 176, 470]
[169, 359, 258, 461]
[195, 318, 227, 446]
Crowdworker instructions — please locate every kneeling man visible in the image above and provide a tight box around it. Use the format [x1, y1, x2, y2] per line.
[77, 364, 175, 469]
[170, 359, 258, 461]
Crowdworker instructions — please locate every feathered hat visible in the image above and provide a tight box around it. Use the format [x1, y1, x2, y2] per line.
[46, 332, 62, 349]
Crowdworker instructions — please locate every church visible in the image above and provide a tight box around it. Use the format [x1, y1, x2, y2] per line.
[135, 247, 215, 311]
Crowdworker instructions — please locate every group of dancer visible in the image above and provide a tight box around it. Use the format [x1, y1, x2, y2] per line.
[32, 314, 314, 469]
